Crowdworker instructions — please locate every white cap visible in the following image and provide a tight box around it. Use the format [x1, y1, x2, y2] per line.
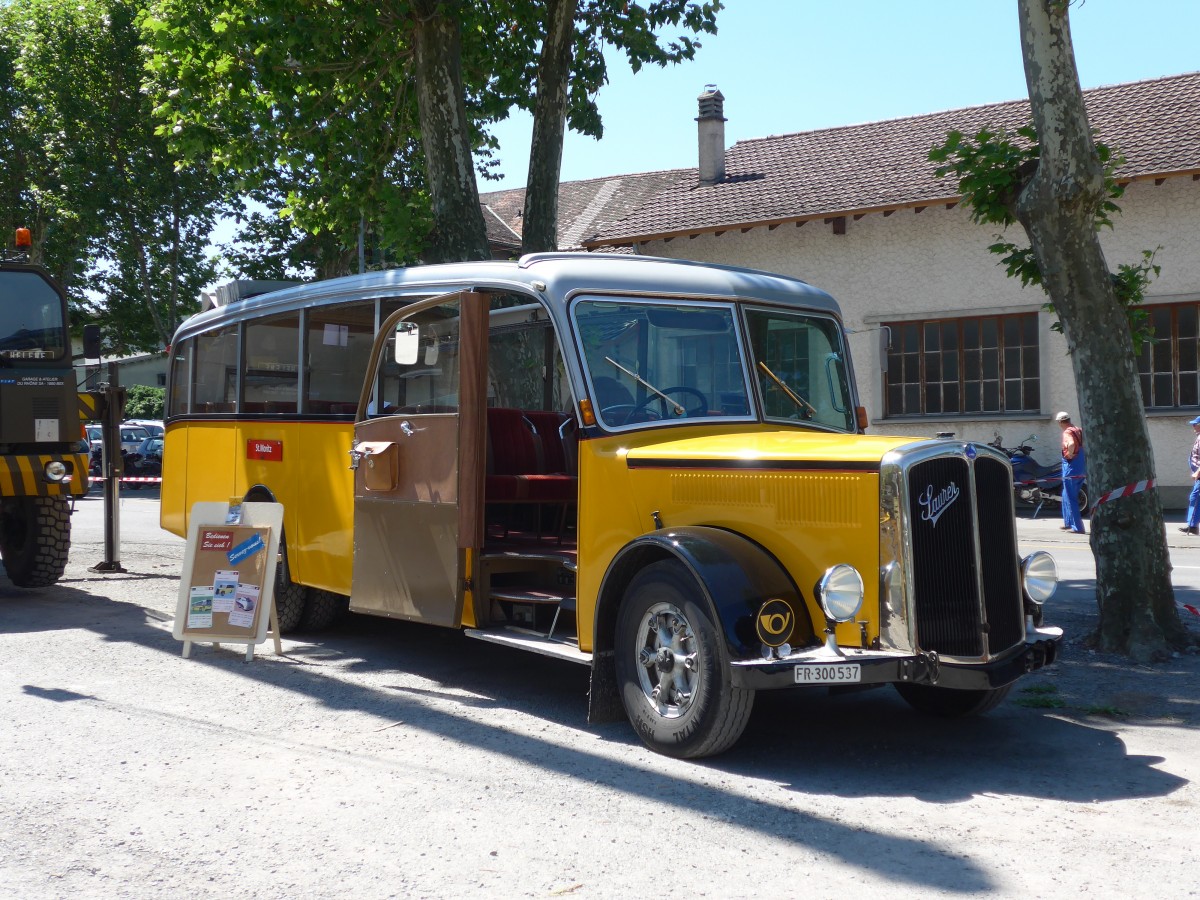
[1054, 411, 1071, 422]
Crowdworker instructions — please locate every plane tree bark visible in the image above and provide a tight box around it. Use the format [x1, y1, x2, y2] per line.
[1012, 0, 1187, 660]
[520, 0, 577, 254]
[411, 0, 491, 263]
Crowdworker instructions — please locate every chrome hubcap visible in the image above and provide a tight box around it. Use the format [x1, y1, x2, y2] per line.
[634, 602, 699, 718]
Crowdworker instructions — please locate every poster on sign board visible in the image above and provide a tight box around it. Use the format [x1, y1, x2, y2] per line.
[173, 501, 283, 649]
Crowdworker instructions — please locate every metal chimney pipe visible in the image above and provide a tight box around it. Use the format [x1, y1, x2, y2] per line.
[696, 84, 726, 184]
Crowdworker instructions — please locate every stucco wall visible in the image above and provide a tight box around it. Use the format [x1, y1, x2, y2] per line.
[640, 175, 1200, 505]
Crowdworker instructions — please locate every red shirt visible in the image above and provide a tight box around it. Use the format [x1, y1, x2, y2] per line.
[1061, 425, 1083, 461]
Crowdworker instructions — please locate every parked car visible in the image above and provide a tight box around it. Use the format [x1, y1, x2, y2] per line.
[88, 425, 152, 478]
[126, 437, 164, 477]
[124, 419, 164, 438]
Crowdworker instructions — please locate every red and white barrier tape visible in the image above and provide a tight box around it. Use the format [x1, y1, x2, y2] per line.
[90, 476, 162, 483]
[1091, 478, 1155, 509]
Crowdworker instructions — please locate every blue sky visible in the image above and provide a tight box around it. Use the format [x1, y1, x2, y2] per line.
[480, 0, 1200, 192]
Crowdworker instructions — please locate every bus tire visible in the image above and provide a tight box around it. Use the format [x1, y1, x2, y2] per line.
[0, 496, 71, 588]
[274, 581, 307, 633]
[615, 560, 754, 759]
[300, 589, 343, 632]
[894, 682, 1012, 717]
[273, 538, 306, 633]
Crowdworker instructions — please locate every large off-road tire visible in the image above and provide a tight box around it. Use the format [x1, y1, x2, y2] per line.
[299, 589, 345, 632]
[615, 560, 754, 758]
[894, 682, 1012, 717]
[0, 496, 71, 588]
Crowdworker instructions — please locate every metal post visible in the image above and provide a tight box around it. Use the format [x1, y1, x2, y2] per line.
[90, 363, 126, 573]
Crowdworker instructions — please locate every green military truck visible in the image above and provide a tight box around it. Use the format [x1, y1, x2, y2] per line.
[0, 230, 90, 587]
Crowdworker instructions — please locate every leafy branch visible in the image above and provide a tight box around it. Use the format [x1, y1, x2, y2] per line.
[929, 126, 1159, 349]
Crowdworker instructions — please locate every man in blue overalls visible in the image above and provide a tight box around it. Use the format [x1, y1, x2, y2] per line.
[1056, 411, 1086, 534]
[1181, 415, 1200, 535]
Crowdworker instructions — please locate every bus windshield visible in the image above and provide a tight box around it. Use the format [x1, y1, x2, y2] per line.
[0, 269, 67, 360]
[745, 307, 856, 432]
[573, 297, 855, 432]
[574, 298, 752, 428]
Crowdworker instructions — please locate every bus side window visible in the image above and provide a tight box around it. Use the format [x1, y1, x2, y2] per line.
[305, 300, 377, 414]
[194, 325, 239, 412]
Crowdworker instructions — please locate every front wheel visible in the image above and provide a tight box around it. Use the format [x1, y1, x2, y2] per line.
[894, 682, 1012, 717]
[0, 496, 71, 588]
[615, 560, 754, 758]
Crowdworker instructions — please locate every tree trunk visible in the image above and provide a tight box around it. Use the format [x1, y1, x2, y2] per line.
[1014, 0, 1188, 661]
[521, 0, 578, 254]
[411, 0, 490, 263]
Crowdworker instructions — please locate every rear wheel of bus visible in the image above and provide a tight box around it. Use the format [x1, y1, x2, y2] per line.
[0, 496, 70, 588]
[615, 560, 754, 758]
[273, 536, 306, 633]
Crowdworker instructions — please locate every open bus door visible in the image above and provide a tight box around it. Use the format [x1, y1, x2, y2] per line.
[348, 292, 487, 627]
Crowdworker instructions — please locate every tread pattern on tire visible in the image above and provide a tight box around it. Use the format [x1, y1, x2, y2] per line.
[274, 580, 307, 633]
[299, 588, 344, 631]
[0, 496, 70, 588]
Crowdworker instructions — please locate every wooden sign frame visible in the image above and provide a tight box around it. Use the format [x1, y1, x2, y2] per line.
[173, 501, 284, 661]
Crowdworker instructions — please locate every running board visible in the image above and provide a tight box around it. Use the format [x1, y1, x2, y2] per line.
[464, 627, 592, 665]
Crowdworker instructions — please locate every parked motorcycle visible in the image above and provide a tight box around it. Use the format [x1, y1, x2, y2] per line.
[988, 433, 1089, 516]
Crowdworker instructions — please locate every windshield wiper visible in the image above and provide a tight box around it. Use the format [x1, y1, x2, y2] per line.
[757, 361, 816, 419]
[605, 356, 684, 416]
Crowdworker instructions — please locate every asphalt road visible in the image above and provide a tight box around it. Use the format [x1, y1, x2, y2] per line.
[2, 490, 1198, 898]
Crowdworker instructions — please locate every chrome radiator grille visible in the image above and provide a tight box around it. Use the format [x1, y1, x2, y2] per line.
[906, 453, 1024, 659]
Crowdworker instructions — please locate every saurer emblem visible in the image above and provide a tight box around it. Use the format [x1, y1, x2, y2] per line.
[918, 481, 960, 528]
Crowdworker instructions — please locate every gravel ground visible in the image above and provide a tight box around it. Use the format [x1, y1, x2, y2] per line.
[2, 494, 1199, 899]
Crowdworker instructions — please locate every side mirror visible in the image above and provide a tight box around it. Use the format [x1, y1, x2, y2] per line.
[394, 321, 419, 365]
[83, 324, 102, 360]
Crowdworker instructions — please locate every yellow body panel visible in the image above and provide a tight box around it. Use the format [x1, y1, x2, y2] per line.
[575, 425, 915, 653]
[161, 420, 357, 595]
[165, 415, 916, 650]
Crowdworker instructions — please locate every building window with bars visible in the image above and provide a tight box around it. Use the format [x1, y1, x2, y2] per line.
[884, 313, 1040, 417]
[1138, 302, 1200, 409]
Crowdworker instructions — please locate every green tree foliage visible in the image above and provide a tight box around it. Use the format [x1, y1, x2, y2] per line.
[142, 0, 435, 269]
[1, 0, 225, 354]
[124, 383, 165, 418]
[929, 126, 1160, 348]
[143, 0, 721, 265]
[506, 0, 721, 252]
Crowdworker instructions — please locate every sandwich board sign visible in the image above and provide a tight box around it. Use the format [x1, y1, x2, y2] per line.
[173, 501, 284, 661]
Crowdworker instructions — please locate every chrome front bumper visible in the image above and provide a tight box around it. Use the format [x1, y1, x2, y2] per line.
[729, 625, 1063, 691]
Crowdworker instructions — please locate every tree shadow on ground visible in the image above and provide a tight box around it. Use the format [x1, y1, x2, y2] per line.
[3, 578, 1191, 895]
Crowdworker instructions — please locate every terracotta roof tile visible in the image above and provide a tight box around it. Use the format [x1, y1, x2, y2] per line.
[586, 71, 1200, 246]
[479, 169, 689, 250]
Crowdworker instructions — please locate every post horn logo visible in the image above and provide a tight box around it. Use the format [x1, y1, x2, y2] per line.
[755, 598, 794, 647]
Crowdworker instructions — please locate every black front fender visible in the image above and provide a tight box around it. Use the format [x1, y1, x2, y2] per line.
[596, 526, 813, 663]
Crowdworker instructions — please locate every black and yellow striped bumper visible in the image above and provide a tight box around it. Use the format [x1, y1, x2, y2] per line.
[0, 453, 89, 497]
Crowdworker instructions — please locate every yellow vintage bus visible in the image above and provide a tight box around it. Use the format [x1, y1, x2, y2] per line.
[163, 253, 1061, 757]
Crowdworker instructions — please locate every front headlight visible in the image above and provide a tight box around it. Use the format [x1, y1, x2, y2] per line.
[1021, 551, 1058, 605]
[817, 564, 864, 622]
[44, 460, 69, 482]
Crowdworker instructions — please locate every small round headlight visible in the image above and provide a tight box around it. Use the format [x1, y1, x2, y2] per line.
[44, 460, 68, 482]
[818, 564, 864, 622]
[1021, 551, 1058, 605]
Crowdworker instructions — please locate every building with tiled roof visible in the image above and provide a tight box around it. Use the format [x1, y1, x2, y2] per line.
[504, 73, 1200, 505]
[584, 72, 1200, 248]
